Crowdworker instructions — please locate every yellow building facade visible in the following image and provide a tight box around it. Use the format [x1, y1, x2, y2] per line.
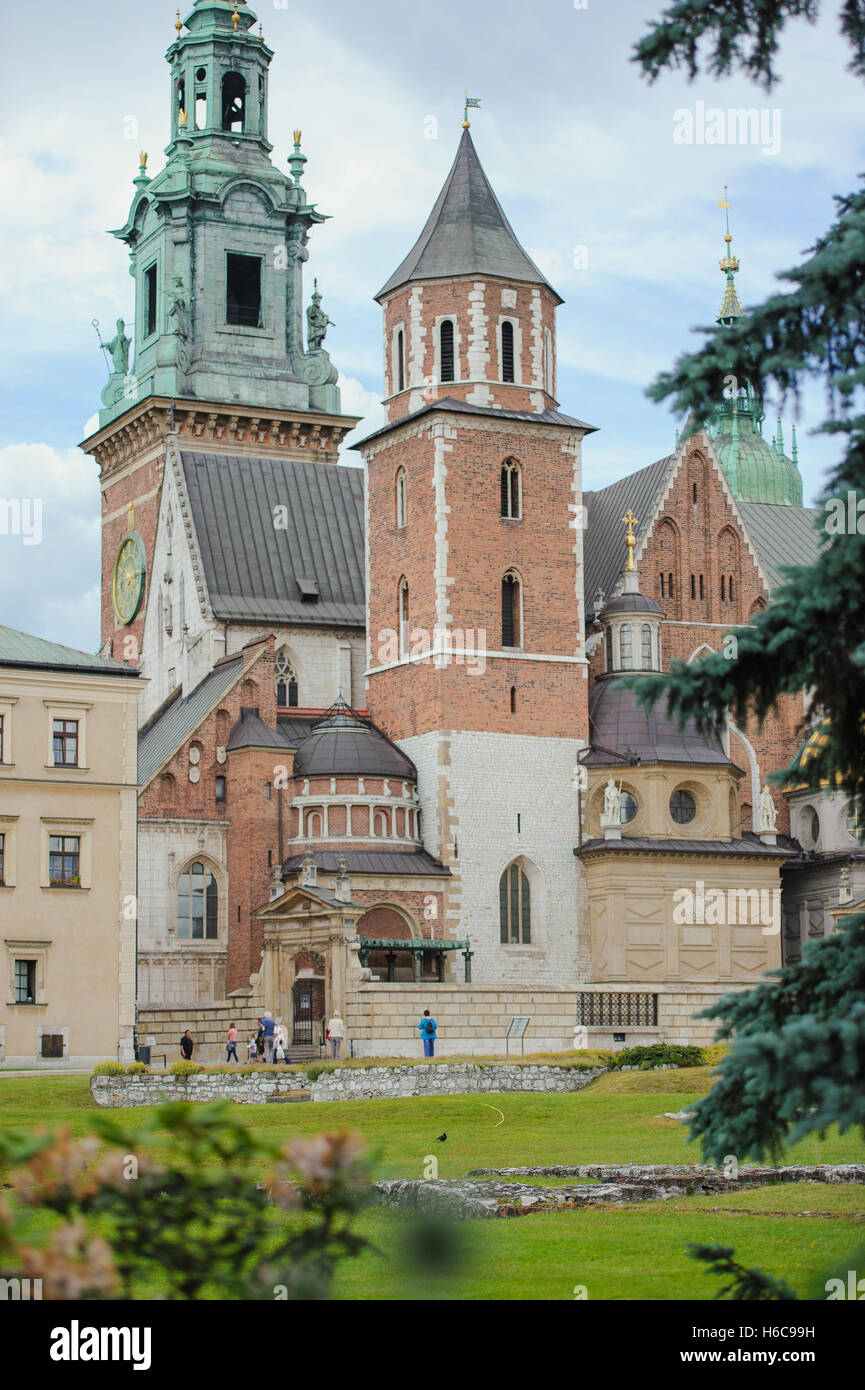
[0, 628, 141, 1068]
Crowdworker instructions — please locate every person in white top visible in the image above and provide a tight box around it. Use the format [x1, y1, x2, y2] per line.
[274, 1019, 287, 1063]
[327, 1011, 345, 1059]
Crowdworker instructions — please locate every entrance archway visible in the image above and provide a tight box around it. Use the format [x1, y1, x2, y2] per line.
[291, 950, 325, 1045]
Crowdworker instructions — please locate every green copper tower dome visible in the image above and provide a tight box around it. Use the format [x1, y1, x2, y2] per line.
[97, 0, 341, 426]
[707, 194, 803, 506]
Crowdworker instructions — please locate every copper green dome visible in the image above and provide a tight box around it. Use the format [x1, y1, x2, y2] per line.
[707, 200, 804, 507]
[709, 407, 803, 506]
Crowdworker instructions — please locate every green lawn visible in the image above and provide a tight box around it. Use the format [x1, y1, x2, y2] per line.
[1, 1070, 863, 1300]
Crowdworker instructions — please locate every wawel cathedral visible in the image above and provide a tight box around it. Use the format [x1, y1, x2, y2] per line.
[80, 0, 860, 1059]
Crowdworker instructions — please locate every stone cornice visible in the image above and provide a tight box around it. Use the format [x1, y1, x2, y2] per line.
[81, 396, 361, 477]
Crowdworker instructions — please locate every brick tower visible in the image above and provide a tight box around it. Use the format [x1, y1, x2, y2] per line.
[358, 124, 596, 986]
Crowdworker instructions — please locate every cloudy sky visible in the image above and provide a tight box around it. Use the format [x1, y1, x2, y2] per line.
[2, 0, 862, 650]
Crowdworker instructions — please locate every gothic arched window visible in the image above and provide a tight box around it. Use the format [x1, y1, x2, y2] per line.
[177, 861, 219, 940]
[501, 321, 515, 382]
[275, 651, 298, 707]
[500, 459, 521, 519]
[439, 320, 455, 383]
[395, 468, 407, 528]
[501, 571, 521, 648]
[221, 72, 246, 132]
[641, 624, 653, 670]
[620, 624, 633, 670]
[499, 861, 531, 943]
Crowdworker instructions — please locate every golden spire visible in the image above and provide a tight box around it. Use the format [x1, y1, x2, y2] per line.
[293, 129, 302, 146]
[621, 509, 639, 571]
[139, 151, 148, 171]
[175, 9, 182, 37]
[232, 5, 240, 31]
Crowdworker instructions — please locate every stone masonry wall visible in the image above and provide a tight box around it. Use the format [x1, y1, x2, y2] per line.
[90, 1062, 604, 1107]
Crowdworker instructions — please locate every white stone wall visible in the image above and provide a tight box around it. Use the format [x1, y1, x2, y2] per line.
[139, 445, 218, 723]
[400, 730, 589, 986]
[223, 624, 366, 710]
[137, 819, 228, 1006]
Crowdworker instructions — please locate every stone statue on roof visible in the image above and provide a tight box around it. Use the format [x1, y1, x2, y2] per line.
[759, 784, 778, 832]
[306, 279, 333, 352]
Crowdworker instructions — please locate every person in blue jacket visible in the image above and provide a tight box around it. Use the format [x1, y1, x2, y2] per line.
[418, 1009, 437, 1057]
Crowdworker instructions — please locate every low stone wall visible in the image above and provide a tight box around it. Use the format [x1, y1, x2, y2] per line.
[90, 1062, 605, 1107]
[376, 1164, 865, 1219]
[311, 1063, 605, 1101]
[91, 1071, 311, 1107]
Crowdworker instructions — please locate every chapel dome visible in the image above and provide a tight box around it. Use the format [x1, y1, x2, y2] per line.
[293, 701, 416, 780]
[584, 679, 730, 767]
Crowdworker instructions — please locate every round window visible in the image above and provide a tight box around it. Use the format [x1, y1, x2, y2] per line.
[620, 791, 638, 824]
[670, 788, 697, 825]
[196, 67, 207, 82]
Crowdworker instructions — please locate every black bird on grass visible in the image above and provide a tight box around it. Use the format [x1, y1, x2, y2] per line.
[435, 1132, 447, 1142]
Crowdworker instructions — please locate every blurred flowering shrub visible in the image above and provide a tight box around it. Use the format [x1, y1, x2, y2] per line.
[0, 1102, 372, 1300]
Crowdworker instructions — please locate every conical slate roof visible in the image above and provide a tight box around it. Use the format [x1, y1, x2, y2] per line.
[376, 130, 561, 302]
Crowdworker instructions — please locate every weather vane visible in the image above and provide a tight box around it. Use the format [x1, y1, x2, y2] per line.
[462, 92, 481, 129]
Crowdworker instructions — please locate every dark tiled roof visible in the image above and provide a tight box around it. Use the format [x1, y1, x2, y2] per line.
[293, 702, 416, 779]
[576, 834, 792, 858]
[354, 396, 596, 451]
[227, 710, 289, 751]
[276, 715, 317, 744]
[736, 501, 822, 590]
[599, 592, 664, 617]
[281, 849, 450, 877]
[138, 656, 244, 786]
[0, 624, 139, 678]
[377, 129, 561, 302]
[584, 455, 674, 618]
[585, 678, 730, 767]
[180, 452, 365, 627]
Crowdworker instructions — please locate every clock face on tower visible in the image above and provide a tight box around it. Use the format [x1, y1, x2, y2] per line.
[111, 531, 146, 625]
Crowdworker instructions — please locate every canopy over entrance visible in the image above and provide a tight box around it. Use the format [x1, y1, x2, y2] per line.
[356, 937, 473, 983]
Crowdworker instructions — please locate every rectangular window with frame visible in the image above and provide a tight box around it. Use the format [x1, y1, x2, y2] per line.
[226, 253, 262, 327]
[49, 835, 80, 887]
[144, 263, 158, 338]
[215, 776, 226, 804]
[41, 1034, 64, 1059]
[14, 959, 36, 1004]
[52, 719, 79, 767]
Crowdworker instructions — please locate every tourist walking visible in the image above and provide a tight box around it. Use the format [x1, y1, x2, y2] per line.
[327, 1011, 345, 1059]
[418, 1009, 437, 1057]
[274, 1019, 287, 1063]
[180, 1029, 194, 1061]
[256, 1022, 265, 1059]
[248, 1032, 258, 1061]
[261, 1011, 276, 1063]
[226, 1023, 239, 1063]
